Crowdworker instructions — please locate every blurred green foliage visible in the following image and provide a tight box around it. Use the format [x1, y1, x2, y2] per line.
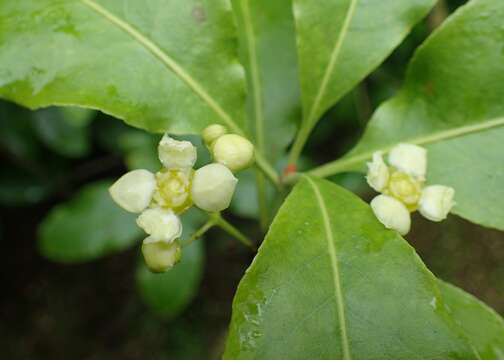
[39, 180, 142, 263]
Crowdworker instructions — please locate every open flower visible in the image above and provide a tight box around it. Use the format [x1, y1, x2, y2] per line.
[366, 143, 455, 235]
[110, 127, 255, 272]
[109, 134, 196, 272]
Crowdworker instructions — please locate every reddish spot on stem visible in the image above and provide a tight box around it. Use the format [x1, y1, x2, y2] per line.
[283, 163, 297, 177]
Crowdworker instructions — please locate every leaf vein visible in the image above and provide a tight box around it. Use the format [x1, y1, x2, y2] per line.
[306, 0, 357, 127]
[305, 177, 352, 360]
[310, 116, 504, 177]
[80, 0, 242, 134]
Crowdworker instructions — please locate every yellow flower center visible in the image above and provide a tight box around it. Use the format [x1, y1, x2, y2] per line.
[385, 171, 423, 211]
[153, 169, 193, 213]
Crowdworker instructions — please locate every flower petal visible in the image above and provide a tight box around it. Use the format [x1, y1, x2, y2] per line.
[136, 207, 182, 242]
[191, 163, 238, 212]
[388, 143, 427, 180]
[419, 185, 455, 222]
[158, 134, 197, 170]
[370, 194, 411, 235]
[109, 169, 156, 213]
[366, 151, 389, 192]
[142, 238, 181, 273]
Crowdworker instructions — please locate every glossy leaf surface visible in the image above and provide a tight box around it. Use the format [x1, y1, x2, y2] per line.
[232, 0, 301, 161]
[224, 177, 478, 359]
[0, 0, 245, 135]
[439, 281, 504, 360]
[313, 0, 504, 230]
[291, 0, 435, 154]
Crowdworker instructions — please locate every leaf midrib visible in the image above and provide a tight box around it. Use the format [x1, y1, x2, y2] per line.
[310, 116, 504, 177]
[305, 177, 352, 360]
[304, 0, 358, 128]
[80, 0, 243, 135]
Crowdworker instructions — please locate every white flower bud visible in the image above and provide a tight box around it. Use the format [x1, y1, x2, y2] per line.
[212, 134, 254, 172]
[388, 143, 427, 180]
[158, 134, 197, 170]
[370, 194, 411, 235]
[142, 238, 181, 273]
[109, 169, 156, 213]
[366, 152, 389, 192]
[191, 163, 238, 212]
[202, 124, 227, 145]
[136, 208, 182, 242]
[419, 185, 455, 222]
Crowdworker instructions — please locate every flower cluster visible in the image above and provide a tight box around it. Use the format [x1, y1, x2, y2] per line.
[109, 125, 254, 272]
[367, 143, 455, 235]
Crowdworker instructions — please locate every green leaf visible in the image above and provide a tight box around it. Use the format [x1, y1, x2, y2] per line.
[33, 107, 93, 158]
[0, 0, 245, 135]
[290, 0, 435, 158]
[118, 130, 161, 173]
[39, 180, 142, 263]
[231, 154, 315, 220]
[0, 100, 41, 160]
[311, 0, 504, 230]
[224, 177, 479, 359]
[439, 281, 504, 360]
[232, 0, 301, 162]
[136, 209, 206, 319]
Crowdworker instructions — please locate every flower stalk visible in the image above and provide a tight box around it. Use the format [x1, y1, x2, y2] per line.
[211, 213, 256, 251]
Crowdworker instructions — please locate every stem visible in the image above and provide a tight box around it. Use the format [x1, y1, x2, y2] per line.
[288, 0, 357, 167]
[287, 124, 311, 167]
[308, 115, 504, 179]
[309, 153, 369, 178]
[255, 170, 269, 231]
[283, 171, 302, 186]
[242, 0, 270, 227]
[428, 0, 449, 31]
[255, 151, 280, 189]
[182, 219, 216, 247]
[211, 213, 256, 251]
